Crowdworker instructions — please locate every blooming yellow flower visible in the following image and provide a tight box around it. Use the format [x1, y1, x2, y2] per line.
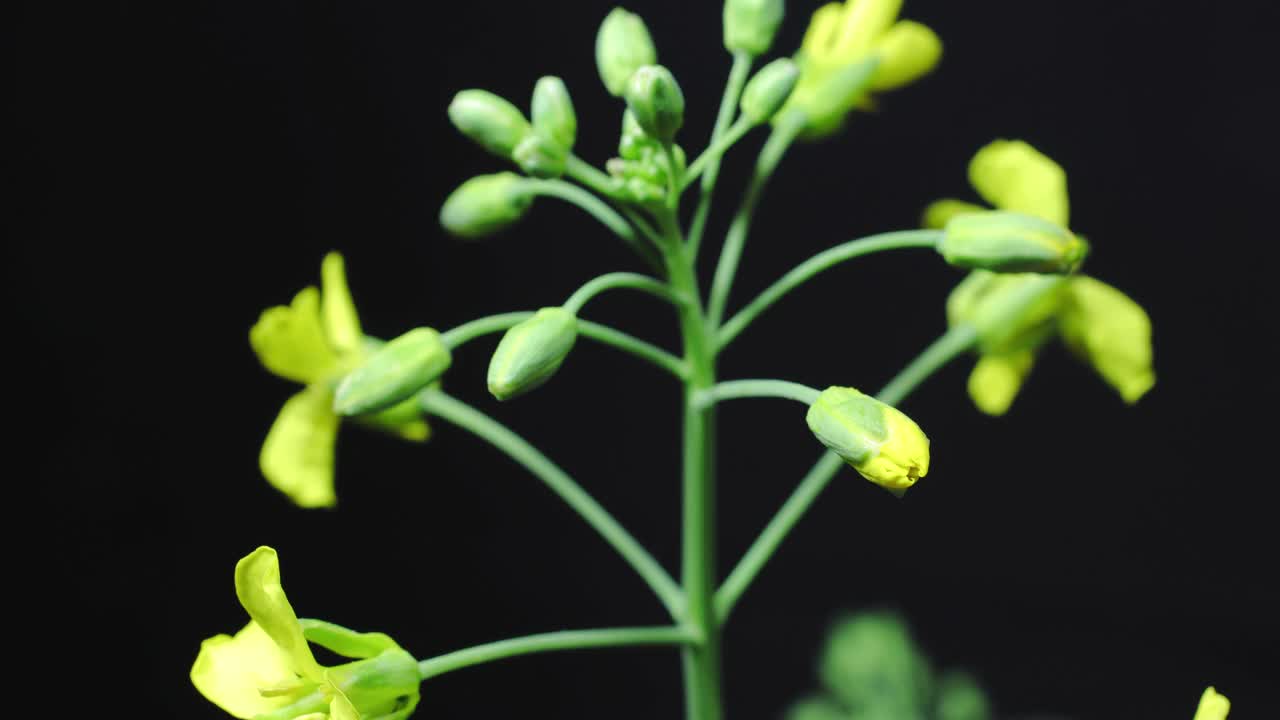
[925, 140, 1155, 415]
[250, 253, 431, 507]
[1193, 687, 1230, 720]
[191, 547, 421, 720]
[782, 0, 941, 137]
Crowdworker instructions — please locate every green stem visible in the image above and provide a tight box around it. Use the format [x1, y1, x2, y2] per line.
[440, 312, 687, 379]
[565, 154, 622, 198]
[417, 626, 697, 681]
[689, 51, 753, 258]
[706, 110, 806, 327]
[527, 178, 663, 271]
[662, 239, 724, 720]
[418, 389, 685, 620]
[713, 323, 979, 623]
[563, 272, 687, 315]
[716, 230, 944, 350]
[696, 379, 821, 408]
[681, 116, 755, 190]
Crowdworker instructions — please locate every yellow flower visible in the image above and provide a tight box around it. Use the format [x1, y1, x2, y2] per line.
[1193, 687, 1230, 720]
[250, 253, 431, 507]
[806, 386, 930, 491]
[191, 547, 421, 720]
[782, 0, 941, 137]
[925, 140, 1155, 415]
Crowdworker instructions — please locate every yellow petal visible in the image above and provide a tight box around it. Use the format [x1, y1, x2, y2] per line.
[328, 681, 362, 720]
[800, 3, 847, 58]
[835, 0, 903, 60]
[922, 198, 986, 230]
[870, 21, 941, 91]
[967, 350, 1035, 416]
[1059, 276, 1155, 404]
[235, 547, 325, 682]
[251, 287, 341, 384]
[190, 622, 298, 719]
[968, 139, 1070, 226]
[321, 252, 363, 357]
[1194, 687, 1230, 720]
[261, 388, 340, 508]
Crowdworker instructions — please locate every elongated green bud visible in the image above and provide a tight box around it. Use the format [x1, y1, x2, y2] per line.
[806, 386, 929, 491]
[740, 58, 800, 124]
[531, 76, 577, 151]
[724, 0, 785, 56]
[512, 132, 567, 179]
[439, 172, 535, 238]
[596, 7, 657, 97]
[487, 308, 578, 400]
[625, 65, 685, 143]
[448, 90, 531, 158]
[334, 328, 451, 416]
[939, 210, 1088, 274]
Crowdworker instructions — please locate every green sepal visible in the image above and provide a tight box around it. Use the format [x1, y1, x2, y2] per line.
[334, 327, 452, 416]
[939, 210, 1088, 274]
[487, 307, 578, 400]
[327, 648, 422, 720]
[624, 65, 685, 143]
[299, 619, 402, 660]
[740, 58, 800, 124]
[596, 7, 657, 96]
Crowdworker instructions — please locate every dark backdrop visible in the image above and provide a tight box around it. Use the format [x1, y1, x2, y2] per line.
[13, 1, 1279, 717]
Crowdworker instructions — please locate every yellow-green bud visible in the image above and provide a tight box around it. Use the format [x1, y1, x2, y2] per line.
[334, 328, 451, 415]
[596, 7, 657, 97]
[512, 132, 567, 179]
[740, 58, 799, 124]
[806, 386, 930, 491]
[439, 172, 535, 238]
[448, 90, 531, 158]
[939, 210, 1088, 274]
[723, 0, 785, 56]
[625, 65, 685, 143]
[531, 76, 577, 151]
[487, 308, 577, 400]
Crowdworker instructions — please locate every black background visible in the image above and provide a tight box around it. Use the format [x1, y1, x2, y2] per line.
[13, 1, 1279, 718]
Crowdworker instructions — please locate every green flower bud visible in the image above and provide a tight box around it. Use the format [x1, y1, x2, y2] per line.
[487, 308, 578, 400]
[334, 328, 451, 415]
[596, 7, 657, 97]
[531, 76, 577, 151]
[512, 132, 567, 179]
[806, 386, 929, 491]
[625, 65, 685, 143]
[439, 172, 535, 238]
[724, 0, 785, 56]
[740, 58, 800, 124]
[820, 612, 932, 716]
[935, 671, 993, 720]
[448, 89, 531, 158]
[939, 210, 1088, 274]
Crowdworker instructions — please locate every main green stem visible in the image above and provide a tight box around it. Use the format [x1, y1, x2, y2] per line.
[663, 236, 724, 720]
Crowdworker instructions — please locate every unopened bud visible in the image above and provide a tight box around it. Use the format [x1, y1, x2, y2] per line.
[939, 210, 1087, 274]
[806, 386, 929, 491]
[487, 308, 577, 400]
[723, 0, 785, 56]
[448, 90, 531, 158]
[596, 8, 657, 97]
[439, 172, 535, 238]
[740, 58, 799, 124]
[512, 133, 567, 179]
[334, 328, 451, 415]
[625, 65, 685, 143]
[531, 76, 577, 151]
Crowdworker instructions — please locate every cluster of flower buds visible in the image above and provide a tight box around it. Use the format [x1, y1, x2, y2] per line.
[606, 109, 688, 205]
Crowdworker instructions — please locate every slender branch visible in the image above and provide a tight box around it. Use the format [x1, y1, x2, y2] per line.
[695, 379, 820, 409]
[441, 312, 687, 379]
[563, 272, 686, 315]
[706, 110, 806, 328]
[417, 626, 698, 681]
[566, 154, 622, 198]
[713, 323, 979, 623]
[419, 389, 686, 619]
[527, 178, 663, 272]
[688, 51, 753, 258]
[681, 116, 754, 191]
[717, 230, 945, 350]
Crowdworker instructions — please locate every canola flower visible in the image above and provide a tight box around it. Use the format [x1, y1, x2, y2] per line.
[925, 140, 1156, 415]
[250, 253, 432, 507]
